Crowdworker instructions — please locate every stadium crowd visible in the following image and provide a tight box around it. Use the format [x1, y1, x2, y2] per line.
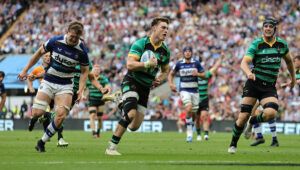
[1, 0, 300, 121]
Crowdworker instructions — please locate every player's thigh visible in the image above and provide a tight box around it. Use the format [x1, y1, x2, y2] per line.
[54, 83, 73, 112]
[180, 91, 192, 105]
[32, 91, 52, 115]
[191, 93, 199, 113]
[33, 81, 53, 114]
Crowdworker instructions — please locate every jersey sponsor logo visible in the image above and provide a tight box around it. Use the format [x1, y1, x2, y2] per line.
[54, 54, 76, 66]
[179, 68, 196, 76]
[261, 56, 280, 63]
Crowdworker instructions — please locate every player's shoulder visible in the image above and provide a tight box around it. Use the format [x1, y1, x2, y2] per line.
[162, 41, 170, 52]
[176, 58, 184, 64]
[50, 35, 64, 41]
[251, 37, 264, 44]
[276, 37, 288, 46]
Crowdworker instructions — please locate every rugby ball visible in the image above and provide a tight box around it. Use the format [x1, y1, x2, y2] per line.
[140, 50, 155, 62]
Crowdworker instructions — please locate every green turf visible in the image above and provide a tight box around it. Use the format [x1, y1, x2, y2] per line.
[0, 131, 300, 170]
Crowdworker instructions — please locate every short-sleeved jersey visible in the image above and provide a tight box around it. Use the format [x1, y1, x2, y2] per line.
[126, 36, 171, 88]
[0, 83, 5, 95]
[30, 65, 45, 82]
[198, 78, 208, 102]
[43, 35, 89, 85]
[245, 37, 289, 83]
[172, 58, 204, 93]
[87, 74, 109, 100]
[73, 62, 93, 93]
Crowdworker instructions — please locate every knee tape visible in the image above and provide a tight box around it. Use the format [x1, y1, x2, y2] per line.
[122, 97, 138, 116]
[263, 102, 279, 111]
[56, 105, 70, 112]
[241, 104, 253, 113]
[32, 99, 49, 111]
[119, 114, 132, 128]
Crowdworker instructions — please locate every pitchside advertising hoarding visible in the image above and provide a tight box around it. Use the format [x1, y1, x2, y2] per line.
[1, 119, 300, 135]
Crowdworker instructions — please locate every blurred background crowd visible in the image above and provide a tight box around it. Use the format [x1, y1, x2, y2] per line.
[0, 0, 299, 122]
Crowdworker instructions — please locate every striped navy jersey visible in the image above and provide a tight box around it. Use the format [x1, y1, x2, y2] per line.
[173, 58, 204, 93]
[43, 35, 89, 85]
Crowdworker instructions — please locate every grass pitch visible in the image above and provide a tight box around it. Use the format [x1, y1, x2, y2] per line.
[0, 131, 300, 170]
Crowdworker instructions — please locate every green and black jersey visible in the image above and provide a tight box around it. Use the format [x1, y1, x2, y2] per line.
[87, 74, 109, 101]
[296, 69, 300, 81]
[127, 36, 171, 88]
[198, 78, 208, 102]
[246, 37, 289, 83]
[73, 62, 93, 93]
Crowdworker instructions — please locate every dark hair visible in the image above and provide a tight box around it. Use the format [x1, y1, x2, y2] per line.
[263, 17, 278, 27]
[183, 46, 193, 53]
[67, 21, 84, 35]
[0, 71, 5, 78]
[151, 17, 170, 27]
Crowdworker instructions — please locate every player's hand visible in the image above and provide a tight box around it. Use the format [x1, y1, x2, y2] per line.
[28, 74, 36, 81]
[18, 71, 28, 81]
[169, 83, 177, 92]
[149, 57, 158, 68]
[28, 87, 35, 93]
[152, 78, 161, 88]
[192, 70, 198, 77]
[247, 73, 256, 81]
[75, 90, 84, 103]
[101, 87, 110, 94]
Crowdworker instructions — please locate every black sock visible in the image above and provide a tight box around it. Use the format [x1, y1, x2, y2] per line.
[97, 128, 100, 135]
[230, 123, 244, 147]
[196, 128, 201, 135]
[57, 127, 63, 140]
[249, 112, 264, 125]
[43, 118, 51, 132]
[204, 131, 209, 136]
[111, 135, 121, 144]
[30, 116, 38, 125]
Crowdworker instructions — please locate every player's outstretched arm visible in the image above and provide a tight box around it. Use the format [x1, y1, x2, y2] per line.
[18, 46, 46, 80]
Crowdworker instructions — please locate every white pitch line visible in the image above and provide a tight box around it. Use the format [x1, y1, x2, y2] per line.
[0, 160, 298, 165]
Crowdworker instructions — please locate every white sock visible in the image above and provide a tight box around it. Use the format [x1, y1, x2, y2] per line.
[42, 121, 58, 142]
